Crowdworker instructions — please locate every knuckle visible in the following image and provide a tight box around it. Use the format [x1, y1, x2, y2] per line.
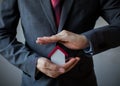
[42, 60, 48, 67]
[62, 30, 67, 33]
[52, 65, 58, 70]
[48, 72, 60, 78]
[49, 74, 55, 78]
[48, 72, 61, 78]
[53, 35, 58, 40]
[60, 30, 68, 38]
[51, 74, 58, 78]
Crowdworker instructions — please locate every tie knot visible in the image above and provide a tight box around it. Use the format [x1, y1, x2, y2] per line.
[51, 0, 60, 8]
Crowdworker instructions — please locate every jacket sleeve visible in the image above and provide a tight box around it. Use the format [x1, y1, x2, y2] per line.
[0, 0, 42, 79]
[83, 0, 120, 55]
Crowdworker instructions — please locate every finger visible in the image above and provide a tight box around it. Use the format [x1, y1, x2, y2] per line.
[40, 63, 64, 78]
[63, 57, 80, 71]
[65, 57, 80, 72]
[45, 61, 65, 73]
[43, 64, 65, 78]
[63, 58, 77, 70]
[36, 35, 61, 44]
[45, 69, 62, 78]
[36, 37, 51, 44]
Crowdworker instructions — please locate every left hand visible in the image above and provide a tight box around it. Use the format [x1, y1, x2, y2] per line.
[36, 30, 89, 50]
[37, 57, 80, 78]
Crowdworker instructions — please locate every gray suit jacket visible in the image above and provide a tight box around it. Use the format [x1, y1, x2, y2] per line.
[0, 0, 120, 86]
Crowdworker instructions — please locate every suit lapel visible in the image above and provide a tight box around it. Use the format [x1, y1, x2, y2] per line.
[58, 0, 74, 33]
[39, 0, 57, 33]
[39, 0, 74, 33]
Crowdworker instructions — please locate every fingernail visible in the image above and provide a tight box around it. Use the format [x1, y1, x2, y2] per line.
[59, 68, 65, 73]
[36, 40, 38, 43]
[76, 57, 80, 60]
[37, 38, 40, 40]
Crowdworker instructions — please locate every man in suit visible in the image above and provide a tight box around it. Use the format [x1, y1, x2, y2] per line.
[0, 0, 120, 86]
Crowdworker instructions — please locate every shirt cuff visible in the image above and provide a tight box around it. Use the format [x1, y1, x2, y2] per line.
[83, 41, 94, 55]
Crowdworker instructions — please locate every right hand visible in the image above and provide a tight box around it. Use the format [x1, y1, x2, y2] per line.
[37, 57, 80, 78]
[36, 30, 89, 50]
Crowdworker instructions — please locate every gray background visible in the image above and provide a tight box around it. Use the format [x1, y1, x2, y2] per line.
[0, 17, 120, 86]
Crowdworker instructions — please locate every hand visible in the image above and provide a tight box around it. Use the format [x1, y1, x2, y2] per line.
[36, 30, 89, 50]
[37, 57, 80, 78]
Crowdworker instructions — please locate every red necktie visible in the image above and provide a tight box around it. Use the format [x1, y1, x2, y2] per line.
[51, 0, 61, 27]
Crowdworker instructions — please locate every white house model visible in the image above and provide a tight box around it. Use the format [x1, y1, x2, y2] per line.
[48, 46, 68, 66]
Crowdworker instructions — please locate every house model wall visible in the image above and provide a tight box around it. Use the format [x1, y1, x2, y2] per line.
[48, 46, 68, 65]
